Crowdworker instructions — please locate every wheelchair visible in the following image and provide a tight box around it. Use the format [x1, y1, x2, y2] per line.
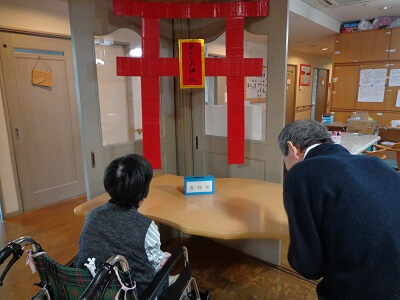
[0, 236, 210, 300]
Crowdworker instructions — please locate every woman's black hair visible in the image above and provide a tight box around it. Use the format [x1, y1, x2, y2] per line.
[104, 154, 153, 209]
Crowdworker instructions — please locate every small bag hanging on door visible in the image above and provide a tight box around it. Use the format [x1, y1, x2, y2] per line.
[31, 57, 53, 87]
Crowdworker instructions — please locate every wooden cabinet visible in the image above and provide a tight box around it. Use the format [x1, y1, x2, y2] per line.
[389, 27, 400, 61]
[331, 65, 359, 110]
[331, 30, 400, 126]
[333, 32, 362, 63]
[334, 29, 392, 63]
[360, 29, 391, 62]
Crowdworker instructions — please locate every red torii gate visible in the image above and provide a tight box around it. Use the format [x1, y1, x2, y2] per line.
[114, 0, 269, 169]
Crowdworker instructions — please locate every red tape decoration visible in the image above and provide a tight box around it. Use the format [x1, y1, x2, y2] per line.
[117, 57, 263, 77]
[114, 0, 269, 18]
[114, 0, 269, 168]
[226, 18, 245, 164]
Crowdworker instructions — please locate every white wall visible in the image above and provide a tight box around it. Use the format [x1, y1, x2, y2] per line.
[0, 0, 71, 35]
[0, 0, 70, 216]
[289, 0, 341, 32]
[287, 50, 332, 120]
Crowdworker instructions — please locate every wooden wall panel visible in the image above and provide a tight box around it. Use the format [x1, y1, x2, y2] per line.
[389, 27, 400, 61]
[330, 111, 353, 123]
[331, 110, 400, 126]
[333, 32, 362, 64]
[360, 29, 391, 62]
[331, 65, 359, 109]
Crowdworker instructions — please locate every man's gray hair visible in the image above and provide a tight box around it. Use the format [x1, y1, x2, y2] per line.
[277, 120, 333, 156]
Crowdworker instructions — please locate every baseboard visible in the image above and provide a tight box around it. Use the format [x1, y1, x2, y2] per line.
[3, 210, 21, 219]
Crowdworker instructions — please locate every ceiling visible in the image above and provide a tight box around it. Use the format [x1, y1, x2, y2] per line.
[289, 11, 337, 58]
[302, 0, 400, 22]
[290, 0, 400, 58]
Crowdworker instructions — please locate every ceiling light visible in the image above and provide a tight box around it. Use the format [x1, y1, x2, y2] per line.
[322, 48, 328, 51]
[382, 6, 392, 10]
[129, 48, 142, 57]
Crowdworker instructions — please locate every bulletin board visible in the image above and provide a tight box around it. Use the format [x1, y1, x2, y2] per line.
[245, 66, 267, 103]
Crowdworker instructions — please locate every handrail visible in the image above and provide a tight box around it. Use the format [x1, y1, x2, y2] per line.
[296, 104, 313, 110]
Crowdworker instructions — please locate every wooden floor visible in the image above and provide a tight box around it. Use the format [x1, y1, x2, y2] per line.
[0, 196, 317, 300]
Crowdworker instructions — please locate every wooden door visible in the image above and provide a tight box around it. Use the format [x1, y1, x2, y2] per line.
[333, 32, 362, 64]
[0, 33, 85, 211]
[285, 65, 296, 125]
[360, 29, 391, 62]
[331, 65, 359, 110]
[389, 27, 400, 61]
[314, 69, 329, 122]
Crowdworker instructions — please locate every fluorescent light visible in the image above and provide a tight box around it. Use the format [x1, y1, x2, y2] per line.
[129, 48, 142, 57]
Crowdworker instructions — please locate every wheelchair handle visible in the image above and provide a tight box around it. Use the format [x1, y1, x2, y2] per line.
[12, 236, 41, 252]
[105, 255, 129, 272]
[79, 264, 113, 300]
[0, 244, 23, 286]
[79, 255, 130, 300]
[0, 236, 42, 286]
[0, 245, 15, 265]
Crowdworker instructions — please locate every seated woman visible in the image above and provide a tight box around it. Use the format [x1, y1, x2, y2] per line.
[75, 154, 168, 297]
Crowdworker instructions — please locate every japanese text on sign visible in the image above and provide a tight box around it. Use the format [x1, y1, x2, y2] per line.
[179, 39, 205, 88]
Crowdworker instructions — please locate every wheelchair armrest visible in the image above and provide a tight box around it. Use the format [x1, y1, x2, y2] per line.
[141, 245, 186, 300]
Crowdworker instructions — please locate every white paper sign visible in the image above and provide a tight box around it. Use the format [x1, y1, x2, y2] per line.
[389, 69, 400, 87]
[359, 68, 387, 86]
[359, 69, 374, 86]
[358, 68, 387, 103]
[246, 68, 267, 99]
[396, 90, 400, 108]
[358, 85, 385, 103]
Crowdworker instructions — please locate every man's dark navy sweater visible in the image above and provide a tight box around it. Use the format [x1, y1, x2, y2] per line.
[283, 143, 400, 299]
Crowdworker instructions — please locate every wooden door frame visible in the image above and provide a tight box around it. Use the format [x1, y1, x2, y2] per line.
[0, 33, 25, 217]
[286, 64, 297, 124]
[313, 68, 330, 120]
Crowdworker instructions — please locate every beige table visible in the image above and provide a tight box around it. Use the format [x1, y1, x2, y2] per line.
[75, 174, 288, 240]
[339, 132, 380, 154]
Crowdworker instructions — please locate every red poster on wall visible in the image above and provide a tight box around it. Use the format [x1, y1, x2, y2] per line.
[179, 39, 205, 88]
[299, 64, 312, 86]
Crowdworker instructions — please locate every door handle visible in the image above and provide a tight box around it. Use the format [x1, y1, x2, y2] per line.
[136, 128, 143, 134]
[15, 128, 19, 139]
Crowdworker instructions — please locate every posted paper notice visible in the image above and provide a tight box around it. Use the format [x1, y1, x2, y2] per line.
[358, 85, 385, 103]
[389, 69, 400, 87]
[396, 90, 400, 108]
[358, 68, 387, 103]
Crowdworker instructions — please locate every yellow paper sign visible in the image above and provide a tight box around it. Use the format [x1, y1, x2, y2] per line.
[32, 70, 53, 87]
